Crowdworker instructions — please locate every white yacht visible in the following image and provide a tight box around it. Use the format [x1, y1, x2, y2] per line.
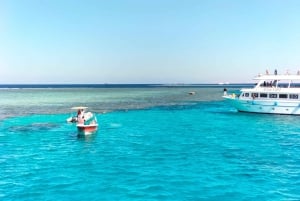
[223, 73, 300, 114]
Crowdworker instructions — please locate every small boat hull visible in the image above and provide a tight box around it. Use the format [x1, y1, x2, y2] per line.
[77, 124, 98, 135]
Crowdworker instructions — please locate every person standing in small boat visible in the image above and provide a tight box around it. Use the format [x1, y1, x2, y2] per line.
[223, 88, 227, 96]
[77, 109, 85, 124]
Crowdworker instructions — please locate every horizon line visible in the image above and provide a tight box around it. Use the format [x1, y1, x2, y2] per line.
[0, 82, 254, 85]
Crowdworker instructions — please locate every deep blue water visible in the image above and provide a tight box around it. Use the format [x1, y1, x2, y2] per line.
[0, 83, 253, 89]
[1, 88, 300, 200]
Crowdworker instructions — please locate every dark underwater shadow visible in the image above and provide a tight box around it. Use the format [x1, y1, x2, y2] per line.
[8, 123, 61, 134]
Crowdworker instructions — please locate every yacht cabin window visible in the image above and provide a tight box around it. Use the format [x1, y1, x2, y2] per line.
[289, 94, 299, 99]
[260, 93, 268, 98]
[279, 94, 288, 99]
[269, 94, 278, 98]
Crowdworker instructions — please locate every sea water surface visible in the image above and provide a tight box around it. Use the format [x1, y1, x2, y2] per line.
[0, 85, 300, 200]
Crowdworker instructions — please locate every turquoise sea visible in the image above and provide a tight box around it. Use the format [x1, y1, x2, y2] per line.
[1, 86, 300, 200]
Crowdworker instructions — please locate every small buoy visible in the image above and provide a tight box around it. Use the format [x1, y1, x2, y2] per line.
[189, 91, 196, 95]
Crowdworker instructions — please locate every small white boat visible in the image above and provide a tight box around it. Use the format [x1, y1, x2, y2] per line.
[68, 106, 98, 135]
[223, 72, 300, 115]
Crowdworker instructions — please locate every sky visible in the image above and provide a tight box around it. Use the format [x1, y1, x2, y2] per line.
[1, 0, 300, 84]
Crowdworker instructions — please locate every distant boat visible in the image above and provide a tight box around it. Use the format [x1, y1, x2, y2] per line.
[218, 82, 230, 85]
[67, 106, 98, 135]
[189, 91, 196, 95]
[223, 73, 300, 114]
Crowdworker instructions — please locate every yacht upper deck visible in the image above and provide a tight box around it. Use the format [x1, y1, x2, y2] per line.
[254, 74, 300, 81]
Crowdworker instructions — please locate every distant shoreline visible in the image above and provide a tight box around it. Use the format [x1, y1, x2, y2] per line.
[0, 83, 254, 89]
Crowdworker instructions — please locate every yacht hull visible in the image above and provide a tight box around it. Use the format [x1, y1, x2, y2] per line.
[224, 96, 300, 115]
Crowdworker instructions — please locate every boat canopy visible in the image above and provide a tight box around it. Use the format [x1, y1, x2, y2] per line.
[71, 106, 88, 110]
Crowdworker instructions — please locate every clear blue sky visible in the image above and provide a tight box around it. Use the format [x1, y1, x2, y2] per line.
[1, 0, 300, 84]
